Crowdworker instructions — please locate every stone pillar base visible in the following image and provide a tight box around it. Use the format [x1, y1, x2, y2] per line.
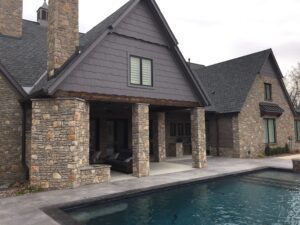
[132, 103, 150, 177]
[176, 143, 183, 157]
[154, 112, 166, 162]
[292, 159, 300, 172]
[191, 108, 207, 169]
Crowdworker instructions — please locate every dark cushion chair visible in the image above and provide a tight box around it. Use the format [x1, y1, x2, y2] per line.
[105, 151, 133, 174]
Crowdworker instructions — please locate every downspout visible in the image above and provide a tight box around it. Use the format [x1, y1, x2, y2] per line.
[21, 102, 29, 180]
[216, 113, 220, 157]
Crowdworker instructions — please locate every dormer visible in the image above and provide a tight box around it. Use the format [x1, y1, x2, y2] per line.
[37, 0, 48, 27]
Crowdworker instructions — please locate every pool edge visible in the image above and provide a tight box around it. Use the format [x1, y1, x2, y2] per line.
[42, 166, 293, 225]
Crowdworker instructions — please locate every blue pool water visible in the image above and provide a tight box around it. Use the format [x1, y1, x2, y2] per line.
[65, 170, 300, 225]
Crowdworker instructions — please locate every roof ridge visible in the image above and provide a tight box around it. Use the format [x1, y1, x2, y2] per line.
[196, 49, 272, 72]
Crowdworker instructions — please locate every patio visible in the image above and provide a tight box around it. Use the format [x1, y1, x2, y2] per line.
[0, 155, 299, 225]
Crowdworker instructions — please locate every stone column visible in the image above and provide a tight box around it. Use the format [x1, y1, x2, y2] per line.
[232, 115, 241, 158]
[191, 107, 207, 168]
[30, 98, 90, 189]
[153, 112, 166, 162]
[132, 103, 150, 177]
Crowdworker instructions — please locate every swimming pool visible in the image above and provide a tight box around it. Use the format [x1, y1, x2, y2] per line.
[50, 169, 300, 225]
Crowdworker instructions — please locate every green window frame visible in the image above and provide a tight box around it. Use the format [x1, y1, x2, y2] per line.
[295, 120, 300, 142]
[130, 56, 153, 86]
[264, 83, 272, 101]
[264, 118, 276, 144]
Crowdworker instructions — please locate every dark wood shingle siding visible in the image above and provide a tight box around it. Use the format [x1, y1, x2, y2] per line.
[59, 2, 198, 103]
[115, 2, 168, 46]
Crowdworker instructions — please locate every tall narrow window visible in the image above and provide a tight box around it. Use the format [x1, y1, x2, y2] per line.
[264, 119, 276, 144]
[185, 123, 191, 136]
[295, 120, 300, 141]
[130, 56, 153, 86]
[264, 83, 272, 101]
[170, 123, 177, 137]
[178, 123, 184, 136]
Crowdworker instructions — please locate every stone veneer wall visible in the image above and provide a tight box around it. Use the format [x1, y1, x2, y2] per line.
[191, 108, 207, 168]
[47, 0, 79, 75]
[238, 74, 296, 158]
[0, 0, 23, 38]
[0, 74, 24, 185]
[153, 112, 166, 162]
[132, 103, 150, 177]
[30, 98, 110, 189]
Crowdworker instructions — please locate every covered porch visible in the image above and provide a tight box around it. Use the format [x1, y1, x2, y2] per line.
[30, 96, 207, 189]
[89, 101, 207, 178]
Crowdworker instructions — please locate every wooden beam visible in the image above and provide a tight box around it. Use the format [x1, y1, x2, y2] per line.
[55, 91, 201, 108]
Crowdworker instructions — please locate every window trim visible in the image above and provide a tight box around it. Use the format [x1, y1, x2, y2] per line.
[129, 55, 153, 87]
[264, 83, 272, 101]
[264, 118, 276, 144]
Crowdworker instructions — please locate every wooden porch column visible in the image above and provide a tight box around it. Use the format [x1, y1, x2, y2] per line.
[191, 107, 207, 168]
[132, 103, 150, 177]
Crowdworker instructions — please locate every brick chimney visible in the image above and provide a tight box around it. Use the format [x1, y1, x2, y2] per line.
[0, 0, 23, 38]
[47, 0, 79, 77]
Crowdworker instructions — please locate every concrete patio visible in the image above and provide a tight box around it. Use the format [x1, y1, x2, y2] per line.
[0, 155, 299, 225]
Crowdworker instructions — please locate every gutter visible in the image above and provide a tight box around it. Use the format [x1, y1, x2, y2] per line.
[21, 102, 29, 180]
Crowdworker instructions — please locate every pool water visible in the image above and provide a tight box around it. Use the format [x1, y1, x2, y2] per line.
[65, 170, 300, 225]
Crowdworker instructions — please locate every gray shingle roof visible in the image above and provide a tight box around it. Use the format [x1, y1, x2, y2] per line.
[0, 0, 135, 88]
[193, 49, 272, 113]
[0, 20, 47, 87]
[259, 102, 284, 116]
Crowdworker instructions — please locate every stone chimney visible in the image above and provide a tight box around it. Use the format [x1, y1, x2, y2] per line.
[37, 0, 49, 27]
[47, 0, 79, 77]
[0, 0, 23, 38]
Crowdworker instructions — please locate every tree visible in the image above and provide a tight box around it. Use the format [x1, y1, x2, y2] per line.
[286, 63, 300, 108]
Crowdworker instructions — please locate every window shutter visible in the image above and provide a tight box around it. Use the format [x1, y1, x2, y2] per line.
[130, 57, 140, 85]
[142, 59, 152, 86]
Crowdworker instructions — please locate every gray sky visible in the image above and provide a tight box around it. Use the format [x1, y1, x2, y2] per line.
[24, 0, 300, 75]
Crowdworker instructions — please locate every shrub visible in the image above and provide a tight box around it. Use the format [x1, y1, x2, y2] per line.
[265, 145, 289, 156]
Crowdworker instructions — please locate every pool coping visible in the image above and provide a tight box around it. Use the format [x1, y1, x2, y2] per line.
[42, 166, 293, 225]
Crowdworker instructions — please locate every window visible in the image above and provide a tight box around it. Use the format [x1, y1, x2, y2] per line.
[185, 123, 191, 136]
[264, 83, 272, 101]
[130, 56, 153, 86]
[178, 123, 184, 136]
[264, 119, 276, 144]
[295, 121, 300, 141]
[170, 123, 177, 137]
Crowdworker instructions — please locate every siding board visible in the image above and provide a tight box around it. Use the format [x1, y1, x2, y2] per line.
[59, 2, 198, 103]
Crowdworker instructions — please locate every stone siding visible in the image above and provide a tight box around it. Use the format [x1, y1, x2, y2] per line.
[0, 74, 24, 185]
[238, 74, 296, 158]
[0, 0, 22, 38]
[292, 159, 300, 172]
[153, 112, 166, 162]
[47, 0, 79, 76]
[30, 98, 98, 189]
[132, 103, 150, 177]
[80, 165, 111, 185]
[191, 108, 207, 168]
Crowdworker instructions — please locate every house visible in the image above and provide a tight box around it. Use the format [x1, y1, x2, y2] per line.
[192, 49, 300, 158]
[0, 0, 210, 189]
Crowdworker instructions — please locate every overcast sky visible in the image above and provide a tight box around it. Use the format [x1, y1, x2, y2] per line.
[24, 0, 300, 75]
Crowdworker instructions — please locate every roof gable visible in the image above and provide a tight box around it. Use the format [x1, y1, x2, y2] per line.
[34, 0, 210, 106]
[195, 49, 271, 113]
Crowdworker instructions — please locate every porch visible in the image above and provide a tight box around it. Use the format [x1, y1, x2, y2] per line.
[89, 101, 206, 178]
[30, 97, 207, 189]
